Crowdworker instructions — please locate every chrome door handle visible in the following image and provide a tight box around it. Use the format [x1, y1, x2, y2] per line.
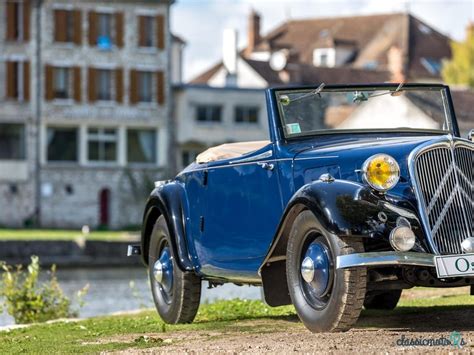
[258, 162, 274, 171]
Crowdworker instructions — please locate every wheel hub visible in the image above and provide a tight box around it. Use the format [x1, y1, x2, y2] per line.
[153, 247, 173, 293]
[300, 241, 331, 297]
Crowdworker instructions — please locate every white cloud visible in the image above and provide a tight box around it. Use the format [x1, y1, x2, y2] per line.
[171, 0, 474, 81]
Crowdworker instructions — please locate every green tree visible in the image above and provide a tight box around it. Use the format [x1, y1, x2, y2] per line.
[442, 24, 474, 88]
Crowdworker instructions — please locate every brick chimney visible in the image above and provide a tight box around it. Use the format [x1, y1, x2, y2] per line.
[245, 10, 261, 57]
[387, 45, 406, 83]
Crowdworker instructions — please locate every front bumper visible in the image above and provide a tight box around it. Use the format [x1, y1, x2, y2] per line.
[336, 251, 435, 269]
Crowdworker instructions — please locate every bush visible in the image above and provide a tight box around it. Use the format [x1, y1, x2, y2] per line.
[0, 256, 88, 324]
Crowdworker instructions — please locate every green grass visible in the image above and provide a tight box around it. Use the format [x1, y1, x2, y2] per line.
[0, 229, 139, 242]
[1, 294, 473, 354]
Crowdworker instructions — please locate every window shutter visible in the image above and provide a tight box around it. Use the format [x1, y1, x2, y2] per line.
[138, 16, 146, 47]
[54, 10, 66, 42]
[23, 0, 30, 41]
[23, 62, 30, 101]
[6, 1, 16, 40]
[88, 11, 97, 46]
[73, 10, 82, 45]
[156, 71, 165, 105]
[115, 68, 123, 103]
[45, 65, 54, 101]
[73, 67, 81, 102]
[88, 67, 96, 102]
[115, 12, 124, 47]
[129, 70, 138, 104]
[156, 15, 165, 49]
[6, 61, 16, 98]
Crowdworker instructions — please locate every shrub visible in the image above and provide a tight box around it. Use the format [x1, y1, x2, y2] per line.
[0, 256, 88, 324]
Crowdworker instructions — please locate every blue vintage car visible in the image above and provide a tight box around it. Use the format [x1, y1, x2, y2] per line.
[132, 83, 473, 332]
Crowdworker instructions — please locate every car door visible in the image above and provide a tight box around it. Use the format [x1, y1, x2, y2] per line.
[194, 148, 284, 279]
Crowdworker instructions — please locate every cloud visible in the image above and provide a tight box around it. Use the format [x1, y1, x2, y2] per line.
[171, 0, 474, 81]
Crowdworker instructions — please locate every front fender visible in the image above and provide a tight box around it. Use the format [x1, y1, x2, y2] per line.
[259, 179, 426, 306]
[141, 181, 194, 271]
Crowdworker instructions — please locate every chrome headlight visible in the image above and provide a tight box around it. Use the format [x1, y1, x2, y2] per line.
[362, 154, 400, 192]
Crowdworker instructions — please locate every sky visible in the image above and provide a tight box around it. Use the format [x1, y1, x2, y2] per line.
[171, 0, 474, 81]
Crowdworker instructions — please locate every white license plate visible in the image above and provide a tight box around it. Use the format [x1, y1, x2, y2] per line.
[434, 253, 474, 278]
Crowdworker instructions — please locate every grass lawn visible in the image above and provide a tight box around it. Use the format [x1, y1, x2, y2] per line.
[0, 229, 140, 242]
[0, 293, 473, 353]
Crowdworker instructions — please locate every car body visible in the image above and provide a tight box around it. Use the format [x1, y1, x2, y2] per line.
[137, 83, 473, 332]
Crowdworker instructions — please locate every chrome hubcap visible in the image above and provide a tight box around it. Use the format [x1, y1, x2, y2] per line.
[301, 241, 331, 298]
[153, 246, 173, 295]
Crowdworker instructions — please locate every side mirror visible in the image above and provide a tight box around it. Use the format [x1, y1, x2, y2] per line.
[469, 129, 474, 142]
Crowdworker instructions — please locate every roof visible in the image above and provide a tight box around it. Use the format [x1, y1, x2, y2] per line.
[190, 12, 452, 86]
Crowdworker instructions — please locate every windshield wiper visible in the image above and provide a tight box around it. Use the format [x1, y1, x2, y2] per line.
[280, 83, 325, 105]
[367, 83, 405, 100]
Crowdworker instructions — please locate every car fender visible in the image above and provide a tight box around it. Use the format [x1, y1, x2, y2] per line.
[141, 181, 194, 271]
[259, 179, 424, 306]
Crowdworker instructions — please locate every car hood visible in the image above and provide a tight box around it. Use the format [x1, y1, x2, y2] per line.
[291, 134, 450, 203]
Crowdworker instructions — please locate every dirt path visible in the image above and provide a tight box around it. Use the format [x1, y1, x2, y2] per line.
[106, 288, 474, 354]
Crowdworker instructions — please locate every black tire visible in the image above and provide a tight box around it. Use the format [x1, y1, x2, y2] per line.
[148, 215, 201, 324]
[364, 290, 402, 310]
[286, 210, 367, 332]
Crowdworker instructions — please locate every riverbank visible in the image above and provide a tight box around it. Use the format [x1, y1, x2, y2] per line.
[0, 289, 473, 353]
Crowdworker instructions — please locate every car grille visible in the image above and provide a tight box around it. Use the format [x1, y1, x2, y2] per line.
[412, 140, 473, 255]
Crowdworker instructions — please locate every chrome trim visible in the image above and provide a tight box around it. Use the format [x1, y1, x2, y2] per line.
[336, 251, 435, 269]
[408, 136, 473, 255]
[469, 129, 474, 142]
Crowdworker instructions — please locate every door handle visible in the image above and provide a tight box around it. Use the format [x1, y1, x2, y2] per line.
[258, 162, 274, 171]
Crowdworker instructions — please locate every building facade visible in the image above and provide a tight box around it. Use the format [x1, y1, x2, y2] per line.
[0, 0, 173, 229]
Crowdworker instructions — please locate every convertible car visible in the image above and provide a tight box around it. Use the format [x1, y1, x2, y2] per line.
[131, 83, 473, 332]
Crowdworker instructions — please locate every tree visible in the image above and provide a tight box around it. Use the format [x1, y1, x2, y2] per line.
[442, 24, 474, 88]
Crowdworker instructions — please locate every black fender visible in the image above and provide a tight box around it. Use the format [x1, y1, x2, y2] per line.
[259, 179, 426, 307]
[141, 181, 194, 272]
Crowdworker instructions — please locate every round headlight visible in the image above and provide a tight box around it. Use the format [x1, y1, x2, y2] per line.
[362, 154, 400, 192]
[390, 226, 416, 252]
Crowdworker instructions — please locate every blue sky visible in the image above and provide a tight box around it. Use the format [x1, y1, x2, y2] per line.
[171, 0, 474, 80]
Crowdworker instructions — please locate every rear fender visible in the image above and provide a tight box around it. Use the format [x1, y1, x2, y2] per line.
[141, 181, 194, 271]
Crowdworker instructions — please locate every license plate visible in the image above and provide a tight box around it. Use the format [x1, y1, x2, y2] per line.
[434, 253, 474, 278]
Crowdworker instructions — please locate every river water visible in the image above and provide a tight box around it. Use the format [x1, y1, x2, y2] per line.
[0, 267, 263, 327]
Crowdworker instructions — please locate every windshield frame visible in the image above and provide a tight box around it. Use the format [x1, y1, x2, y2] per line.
[273, 83, 458, 140]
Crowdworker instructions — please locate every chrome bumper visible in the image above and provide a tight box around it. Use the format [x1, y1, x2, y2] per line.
[336, 251, 435, 269]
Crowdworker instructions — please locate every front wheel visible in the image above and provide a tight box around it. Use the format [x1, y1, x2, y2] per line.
[286, 210, 367, 332]
[148, 215, 201, 324]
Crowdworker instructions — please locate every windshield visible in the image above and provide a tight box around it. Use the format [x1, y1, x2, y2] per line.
[276, 86, 453, 138]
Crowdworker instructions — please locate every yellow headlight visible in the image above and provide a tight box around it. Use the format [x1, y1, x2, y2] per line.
[362, 154, 400, 192]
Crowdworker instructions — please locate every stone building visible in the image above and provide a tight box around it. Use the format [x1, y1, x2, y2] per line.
[0, 0, 175, 229]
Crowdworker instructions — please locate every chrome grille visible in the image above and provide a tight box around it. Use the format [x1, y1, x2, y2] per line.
[412, 140, 473, 255]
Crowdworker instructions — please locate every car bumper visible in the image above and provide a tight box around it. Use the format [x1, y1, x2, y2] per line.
[336, 251, 435, 269]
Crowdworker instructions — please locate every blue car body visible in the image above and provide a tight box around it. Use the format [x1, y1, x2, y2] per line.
[140, 83, 472, 304]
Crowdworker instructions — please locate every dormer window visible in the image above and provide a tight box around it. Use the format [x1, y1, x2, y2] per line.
[313, 48, 335, 67]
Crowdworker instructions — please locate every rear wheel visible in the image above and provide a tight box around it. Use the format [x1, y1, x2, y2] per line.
[148, 215, 201, 324]
[364, 290, 402, 310]
[286, 210, 367, 332]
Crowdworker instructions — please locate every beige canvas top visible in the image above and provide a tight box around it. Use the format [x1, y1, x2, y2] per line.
[196, 141, 271, 164]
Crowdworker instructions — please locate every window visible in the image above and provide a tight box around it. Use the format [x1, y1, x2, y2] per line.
[196, 105, 222, 122]
[235, 106, 259, 124]
[127, 129, 156, 163]
[97, 13, 112, 49]
[0, 124, 25, 160]
[181, 150, 199, 167]
[53, 67, 71, 99]
[138, 71, 153, 102]
[87, 128, 117, 162]
[54, 10, 78, 43]
[97, 69, 112, 101]
[5, 61, 29, 101]
[47, 127, 78, 162]
[139, 16, 155, 47]
[313, 48, 334, 67]
[6, 1, 29, 42]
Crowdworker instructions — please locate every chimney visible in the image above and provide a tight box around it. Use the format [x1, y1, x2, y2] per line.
[245, 10, 261, 57]
[223, 28, 238, 86]
[387, 45, 406, 83]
